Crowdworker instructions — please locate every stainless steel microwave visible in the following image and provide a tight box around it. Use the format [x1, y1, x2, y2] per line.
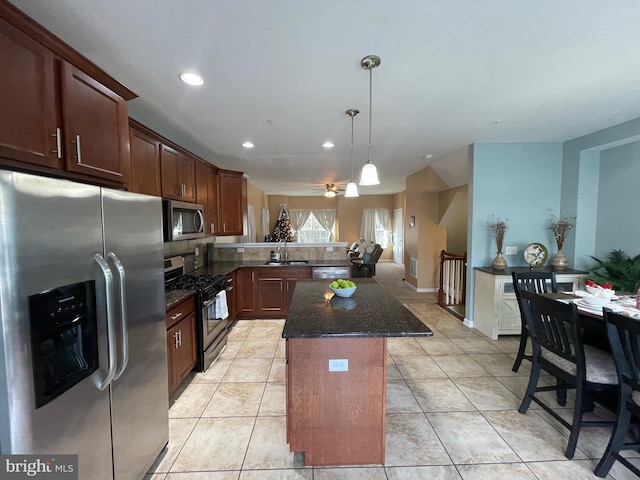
[163, 200, 205, 241]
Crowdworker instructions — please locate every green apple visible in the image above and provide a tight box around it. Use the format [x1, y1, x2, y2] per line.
[330, 281, 339, 289]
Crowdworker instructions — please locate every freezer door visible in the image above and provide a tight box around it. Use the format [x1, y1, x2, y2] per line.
[0, 171, 114, 480]
[102, 188, 168, 480]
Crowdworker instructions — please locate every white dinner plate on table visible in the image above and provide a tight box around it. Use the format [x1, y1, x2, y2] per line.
[574, 299, 607, 313]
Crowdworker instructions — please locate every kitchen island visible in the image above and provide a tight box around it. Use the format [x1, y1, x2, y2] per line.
[282, 279, 433, 466]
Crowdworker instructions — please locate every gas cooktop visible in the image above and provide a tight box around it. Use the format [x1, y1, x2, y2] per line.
[167, 274, 226, 292]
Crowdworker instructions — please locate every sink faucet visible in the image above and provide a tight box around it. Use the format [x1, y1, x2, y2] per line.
[279, 239, 289, 261]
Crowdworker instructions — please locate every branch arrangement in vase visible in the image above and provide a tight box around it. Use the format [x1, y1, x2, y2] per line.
[488, 217, 509, 253]
[548, 214, 576, 250]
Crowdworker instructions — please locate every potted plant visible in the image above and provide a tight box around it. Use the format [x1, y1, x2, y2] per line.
[588, 249, 640, 292]
[488, 217, 509, 270]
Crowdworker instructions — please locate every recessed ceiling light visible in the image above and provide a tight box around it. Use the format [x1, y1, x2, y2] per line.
[322, 142, 334, 149]
[242, 141, 254, 149]
[179, 72, 204, 86]
[424, 153, 433, 159]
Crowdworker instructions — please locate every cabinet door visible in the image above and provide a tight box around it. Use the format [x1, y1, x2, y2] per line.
[0, 17, 59, 167]
[161, 144, 195, 201]
[218, 171, 246, 235]
[61, 61, 129, 183]
[166, 327, 178, 393]
[129, 125, 161, 196]
[195, 161, 219, 234]
[226, 273, 236, 321]
[258, 277, 285, 313]
[237, 268, 256, 314]
[174, 313, 197, 381]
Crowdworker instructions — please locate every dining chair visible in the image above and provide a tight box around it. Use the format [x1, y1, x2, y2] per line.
[518, 290, 618, 459]
[594, 308, 640, 477]
[511, 271, 558, 372]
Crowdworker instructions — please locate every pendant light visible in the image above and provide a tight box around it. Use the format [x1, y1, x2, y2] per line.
[359, 55, 381, 186]
[344, 108, 360, 197]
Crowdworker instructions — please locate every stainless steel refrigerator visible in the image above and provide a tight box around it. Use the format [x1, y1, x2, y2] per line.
[0, 171, 168, 479]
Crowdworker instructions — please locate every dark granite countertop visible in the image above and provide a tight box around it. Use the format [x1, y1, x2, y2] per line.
[165, 289, 195, 311]
[282, 279, 433, 339]
[192, 259, 352, 277]
[474, 266, 587, 275]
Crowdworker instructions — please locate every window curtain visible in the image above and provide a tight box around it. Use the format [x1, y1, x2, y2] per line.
[377, 208, 392, 247]
[313, 209, 336, 242]
[261, 208, 270, 242]
[360, 209, 377, 243]
[289, 210, 311, 241]
[361, 208, 392, 247]
[246, 204, 256, 242]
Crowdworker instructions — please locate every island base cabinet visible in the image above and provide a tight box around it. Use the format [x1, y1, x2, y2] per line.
[286, 337, 386, 466]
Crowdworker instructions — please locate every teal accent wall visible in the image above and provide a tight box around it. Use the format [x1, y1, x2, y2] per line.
[467, 143, 563, 323]
[597, 141, 640, 257]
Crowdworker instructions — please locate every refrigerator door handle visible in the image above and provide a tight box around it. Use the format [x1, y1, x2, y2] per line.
[93, 253, 118, 390]
[108, 252, 129, 380]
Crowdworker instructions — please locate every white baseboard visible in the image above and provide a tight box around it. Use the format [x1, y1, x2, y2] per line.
[404, 282, 437, 293]
[463, 317, 473, 328]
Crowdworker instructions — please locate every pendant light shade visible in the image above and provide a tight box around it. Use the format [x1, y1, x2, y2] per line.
[344, 108, 360, 198]
[359, 55, 381, 186]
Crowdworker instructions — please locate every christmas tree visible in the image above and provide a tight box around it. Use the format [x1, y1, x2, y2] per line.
[271, 204, 294, 242]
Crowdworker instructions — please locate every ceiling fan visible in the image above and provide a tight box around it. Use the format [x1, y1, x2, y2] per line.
[311, 183, 346, 197]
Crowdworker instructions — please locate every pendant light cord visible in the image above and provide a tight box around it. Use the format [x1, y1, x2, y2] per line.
[350, 114, 355, 181]
[368, 67, 373, 165]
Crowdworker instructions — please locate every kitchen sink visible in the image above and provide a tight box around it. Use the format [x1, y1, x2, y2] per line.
[264, 260, 309, 265]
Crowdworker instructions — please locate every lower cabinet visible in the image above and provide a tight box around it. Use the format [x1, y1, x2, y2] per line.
[166, 296, 197, 394]
[473, 267, 586, 340]
[237, 267, 312, 318]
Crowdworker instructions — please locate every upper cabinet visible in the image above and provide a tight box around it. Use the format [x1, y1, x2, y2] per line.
[160, 144, 195, 202]
[218, 170, 247, 236]
[60, 62, 130, 183]
[195, 161, 219, 235]
[0, 4, 136, 187]
[0, 17, 58, 168]
[129, 121, 161, 197]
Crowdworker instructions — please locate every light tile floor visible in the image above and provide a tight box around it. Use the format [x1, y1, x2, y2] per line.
[147, 263, 640, 480]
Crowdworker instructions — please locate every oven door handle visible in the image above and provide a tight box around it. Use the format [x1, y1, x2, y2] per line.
[93, 253, 117, 390]
[203, 298, 216, 307]
[108, 252, 128, 380]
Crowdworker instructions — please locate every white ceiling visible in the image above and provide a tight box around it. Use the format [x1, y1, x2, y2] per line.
[9, 0, 640, 195]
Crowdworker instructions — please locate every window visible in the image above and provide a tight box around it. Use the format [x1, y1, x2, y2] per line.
[361, 209, 392, 247]
[297, 213, 331, 243]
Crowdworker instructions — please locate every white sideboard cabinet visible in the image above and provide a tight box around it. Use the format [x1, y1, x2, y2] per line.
[473, 267, 587, 340]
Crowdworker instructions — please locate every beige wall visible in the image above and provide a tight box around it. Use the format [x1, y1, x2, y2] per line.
[263, 193, 395, 261]
[438, 185, 468, 255]
[247, 182, 268, 241]
[404, 167, 449, 290]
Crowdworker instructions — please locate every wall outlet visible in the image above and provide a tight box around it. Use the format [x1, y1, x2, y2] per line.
[237, 247, 245, 253]
[505, 246, 517, 255]
[326, 246, 333, 252]
[328, 359, 348, 372]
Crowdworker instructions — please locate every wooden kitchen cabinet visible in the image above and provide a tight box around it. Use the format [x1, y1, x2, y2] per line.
[195, 160, 219, 234]
[253, 267, 312, 318]
[60, 62, 130, 183]
[129, 121, 161, 196]
[237, 268, 257, 316]
[0, 6, 135, 186]
[218, 170, 246, 235]
[166, 296, 197, 394]
[161, 144, 196, 202]
[226, 272, 237, 321]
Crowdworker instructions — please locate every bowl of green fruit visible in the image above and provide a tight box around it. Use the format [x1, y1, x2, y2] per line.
[329, 279, 357, 297]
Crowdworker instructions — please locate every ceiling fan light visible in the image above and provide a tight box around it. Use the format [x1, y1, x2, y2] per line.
[359, 162, 380, 186]
[344, 182, 359, 197]
[324, 190, 337, 198]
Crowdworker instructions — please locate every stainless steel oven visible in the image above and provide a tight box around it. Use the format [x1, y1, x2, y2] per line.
[163, 200, 204, 242]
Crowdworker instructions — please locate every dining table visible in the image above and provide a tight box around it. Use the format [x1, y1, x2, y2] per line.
[544, 291, 640, 352]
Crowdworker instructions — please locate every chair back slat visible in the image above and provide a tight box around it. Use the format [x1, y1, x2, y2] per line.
[521, 290, 582, 367]
[604, 309, 640, 392]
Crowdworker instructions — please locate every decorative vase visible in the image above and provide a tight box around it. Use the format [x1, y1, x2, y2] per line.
[491, 252, 508, 270]
[551, 250, 568, 271]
